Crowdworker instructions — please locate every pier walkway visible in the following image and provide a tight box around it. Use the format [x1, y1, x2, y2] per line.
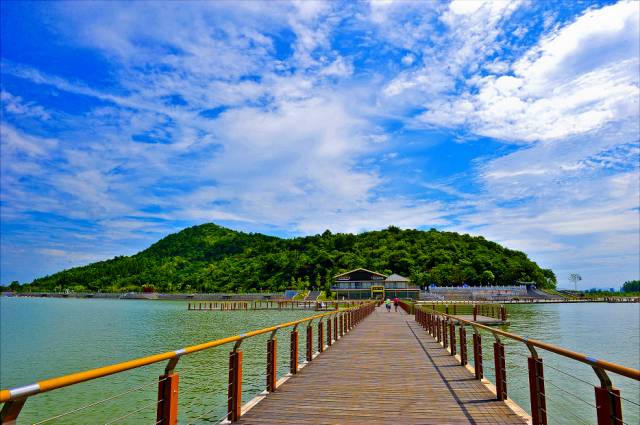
[239, 305, 528, 424]
[3, 301, 638, 424]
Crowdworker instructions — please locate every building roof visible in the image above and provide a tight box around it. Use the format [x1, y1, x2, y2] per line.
[386, 273, 410, 282]
[333, 268, 388, 279]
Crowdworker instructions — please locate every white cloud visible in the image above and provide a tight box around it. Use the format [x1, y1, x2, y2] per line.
[401, 54, 415, 66]
[448, 0, 485, 16]
[417, 1, 640, 142]
[1, 91, 51, 120]
[1, 0, 638, 288]
[319, 57, 354, 77]
[514, 1, 639, 92]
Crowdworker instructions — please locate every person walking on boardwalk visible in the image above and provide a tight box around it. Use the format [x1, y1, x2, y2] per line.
[393, 297, 399, 312]
[385, 298, 392, 312]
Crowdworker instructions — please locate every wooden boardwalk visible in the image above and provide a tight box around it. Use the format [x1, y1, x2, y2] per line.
[239, 305, 529, 424]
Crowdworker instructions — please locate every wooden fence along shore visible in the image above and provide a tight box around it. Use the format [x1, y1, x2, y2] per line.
[1, 301, 638, 424]
[186, 300, 369, 311]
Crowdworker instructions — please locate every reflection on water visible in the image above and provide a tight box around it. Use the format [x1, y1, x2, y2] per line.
[1, 299, 639, 424]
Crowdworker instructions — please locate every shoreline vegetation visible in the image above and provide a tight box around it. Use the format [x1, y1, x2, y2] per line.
[5, 223, 559, 294]
[2, 290, 638, 303]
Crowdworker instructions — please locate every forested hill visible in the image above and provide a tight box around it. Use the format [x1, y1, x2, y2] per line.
[25, 224, 556, 292]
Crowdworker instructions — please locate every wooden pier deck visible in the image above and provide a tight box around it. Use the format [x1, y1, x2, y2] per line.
[239, 305, 529, 424]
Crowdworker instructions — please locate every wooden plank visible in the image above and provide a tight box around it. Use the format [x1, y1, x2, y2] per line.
[239, 306, 528, 424]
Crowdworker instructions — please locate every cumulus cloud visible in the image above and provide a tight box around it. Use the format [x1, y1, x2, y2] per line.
[417, 1, 640, 142]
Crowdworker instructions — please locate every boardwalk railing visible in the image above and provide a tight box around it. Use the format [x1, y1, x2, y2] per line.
[415, 307, 640, 425]
[0, 302, 376, 424]
[187, 300, 369, 311]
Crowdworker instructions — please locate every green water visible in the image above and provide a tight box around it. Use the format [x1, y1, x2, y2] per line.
[0, 298, 316, 424]
[1, 299, 639, 424]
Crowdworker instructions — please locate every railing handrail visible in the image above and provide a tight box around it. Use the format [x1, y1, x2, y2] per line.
[421, 307, 640, 381]
[0, 305, 368, 403]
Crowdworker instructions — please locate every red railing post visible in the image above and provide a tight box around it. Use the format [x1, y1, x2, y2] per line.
[339, 315, 344, 338]
[442, 319, 448, 349]
[327, 319, 332, 347]
[333, 316, 338, 341]
[459, 326, 467, 365]
[433, 316, 437, 340]
[306, 325, 313, 362]
[156, 373, 179, 425]
[0, 399, 26, 425]
[473, 333, 483, 379]
[290, 330, 298, 374]
[595, 386, 623, 425]
[494, 341, 507, 400]
[528, 357, 547, 425]
[318, 321, 324, 353]
[266, 339, 277, 392]
[450, 321, 456, 356]
[228, 350, 242, 422]
[473, 305, 477, 321]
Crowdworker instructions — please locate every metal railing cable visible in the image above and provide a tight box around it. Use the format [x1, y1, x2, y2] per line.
[609, 390, 640, 407]
[32, 379, 164, 424]
[103, 398, 162, 425]
[186, 404, 231, 425]
[178, 379, 231, 420]
[540, 361, 598, 387]
[542, 377, 597, 408]
[502, 349, 637, 412]
[540, 405, 592, 425]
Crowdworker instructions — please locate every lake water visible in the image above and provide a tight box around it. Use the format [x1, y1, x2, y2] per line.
[1, 298, 639, 424]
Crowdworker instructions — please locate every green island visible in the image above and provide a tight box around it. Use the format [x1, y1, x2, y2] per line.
[4, 223, 559, 293]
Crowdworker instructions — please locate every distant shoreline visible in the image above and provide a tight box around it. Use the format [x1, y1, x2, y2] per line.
[0, 292, 286, 301]
[2, 292, 638, 303]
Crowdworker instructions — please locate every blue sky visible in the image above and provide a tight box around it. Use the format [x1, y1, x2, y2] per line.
[1, 0, 638, 289]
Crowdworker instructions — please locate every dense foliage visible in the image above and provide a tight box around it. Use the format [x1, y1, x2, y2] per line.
[19, 224, 557, 293]
[622, 280, 639, 293]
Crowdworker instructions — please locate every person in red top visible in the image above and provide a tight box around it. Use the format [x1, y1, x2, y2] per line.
[393, 297, 399, 312]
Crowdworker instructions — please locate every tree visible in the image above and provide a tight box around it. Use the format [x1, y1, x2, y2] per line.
[622, 280, 639, 293]
[569, 273, 582, 291]
[323, 279, 332, 298]
[542, 269, 557, 289]
[481, 270, 495, 285]
[8, 281, 20, 291]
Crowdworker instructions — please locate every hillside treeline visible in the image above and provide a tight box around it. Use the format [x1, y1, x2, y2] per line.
[22, 224, 556, 293]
